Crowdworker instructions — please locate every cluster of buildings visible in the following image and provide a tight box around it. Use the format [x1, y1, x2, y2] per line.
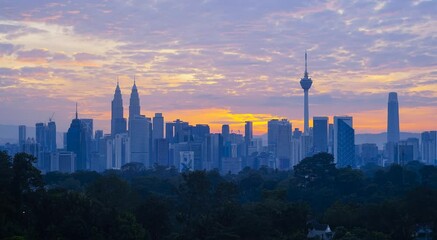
[1, 53, 436, 174]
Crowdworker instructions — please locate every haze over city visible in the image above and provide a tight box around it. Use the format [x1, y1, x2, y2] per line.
[1, 0, 436, 134]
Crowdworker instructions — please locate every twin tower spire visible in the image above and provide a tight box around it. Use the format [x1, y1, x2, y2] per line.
[111, 78, 140, 136]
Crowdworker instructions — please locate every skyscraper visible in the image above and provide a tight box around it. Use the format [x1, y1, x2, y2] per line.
[127, 81, 151, 167]
[129, 115, 151, 167]
[47, 120, 57, 152]
[129, 80, 141, 120]
[386, 92, 400, 164]
[222, 124, 230, 143]
[35, 122, 46, 150]
[421, 131, 436, 165]
[387, 92, 400, 143]
[18, 125, 26, 147]
[244, 121, 253, 156]
[300, 51, 313, 136]
[268, 119, 292, 170]
[334, 116, 355, 167]
[165, 122, 175, 143]
[67, 104, 87, 171]
[313, 116, 328, 153]
[111, 81, 127, 136]
[153, 113, 164, 140]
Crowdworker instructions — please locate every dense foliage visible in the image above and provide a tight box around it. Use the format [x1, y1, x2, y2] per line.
[1, 151, 436, 240]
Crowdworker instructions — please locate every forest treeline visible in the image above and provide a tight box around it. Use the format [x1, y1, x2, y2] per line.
[1, 151, 436, 240]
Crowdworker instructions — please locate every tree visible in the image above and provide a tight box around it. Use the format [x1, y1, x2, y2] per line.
[86, 174, 137, 211]
[135, 196, 170, 240]
[294, 152, 337, 188]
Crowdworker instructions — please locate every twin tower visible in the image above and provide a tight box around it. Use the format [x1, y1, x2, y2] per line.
[111, 80, 140, 136]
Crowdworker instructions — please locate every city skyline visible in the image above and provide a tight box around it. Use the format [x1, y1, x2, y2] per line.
[0, 1, 436, 134]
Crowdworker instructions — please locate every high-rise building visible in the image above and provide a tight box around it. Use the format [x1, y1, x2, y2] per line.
[328, 123, 334, 154]
[205, 133, 223, 171]
[153, 113, 164, 141]
[114, 133, 130, 169]
[386, 92, 400, 164]
[165, 122, 174, 142]
[222, 124, 230, 143]
[81, 118, 93, 169]
[50, 151, 76, 173]
[154, 138, 169, 167]
[173, 119, 190, 143]
[35, 122, 46, 150]
[129, 80, 140, 119]
[334, 116, 355, 167]
[299, 51, 313, 136]
[404, 138, 420, 161]
[359, 143, 379, 166]
[244, 121, 253, 156]
[129, 115, 151, 167]
[35, 121, 57, 171]
[292, 128, 302, 139]
[67, 105, 88, 171]
[18, 125, 26, 147]
[192, 124, 210, 142]
[421, 131, 436, 165]
[47, 120, 57, 152]
[397, 140, 414, 165]
[387, 92, 400, 143]
[111, 82, 127, 136]
[268, 119, 292, 170]
[313, 116, 329, 153]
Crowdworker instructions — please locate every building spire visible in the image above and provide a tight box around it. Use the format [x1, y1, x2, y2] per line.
[117, 76, 119, 86]
[75, 102, 78, 119]
[304, 50, 308, 78]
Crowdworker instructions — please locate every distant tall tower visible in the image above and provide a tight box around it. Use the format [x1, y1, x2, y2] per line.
[18, 125, 26, 147]
[67, 104, 86, 171]
[111, 81, 127, 136]
[387, 92, 400, 143]
[300, 51, 313, 136]
[129, 80, 141, 120]
[244, 121, 253, 156]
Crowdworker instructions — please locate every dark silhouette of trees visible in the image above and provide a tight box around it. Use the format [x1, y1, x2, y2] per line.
[0, 151, 436, 240]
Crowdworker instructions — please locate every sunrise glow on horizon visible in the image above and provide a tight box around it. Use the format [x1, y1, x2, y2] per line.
[0, 1, 436, 134]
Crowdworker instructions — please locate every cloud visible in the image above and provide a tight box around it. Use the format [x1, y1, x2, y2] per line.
[73, 52, 105, 61]
[0, 0, 435, 133]
[0, 43, 20, 56]
[15, 48, 50, 62]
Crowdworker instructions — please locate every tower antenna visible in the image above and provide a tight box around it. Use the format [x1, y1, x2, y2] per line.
[304, 50, 308, 77]
[75, 102, 78, 119]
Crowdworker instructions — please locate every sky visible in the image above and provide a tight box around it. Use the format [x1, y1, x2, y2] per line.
[0, 0, 436, 135]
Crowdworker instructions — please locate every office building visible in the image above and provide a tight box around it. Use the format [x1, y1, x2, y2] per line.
[51, 151, 76, 173]
[153, 113, 164, 141]
[359, 143, 379, 166]
[313, 116, 329, 153]
[66, 105, 93, 171]
[18, 125, 26, 146]
[421, 131, 436, 165]
[334, 116, 355, 167]
[268, 119, 292, 170]
[222, 124, 230, 143]
[129, 115, 151, 167]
